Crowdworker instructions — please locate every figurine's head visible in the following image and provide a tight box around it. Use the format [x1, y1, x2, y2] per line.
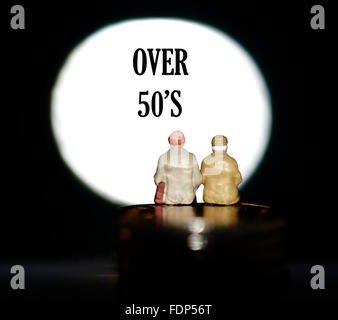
[168, 130, 185, 147]
[212, 135, 228, 151]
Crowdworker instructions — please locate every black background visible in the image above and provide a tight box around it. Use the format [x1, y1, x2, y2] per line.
[2, 0, 334, 297]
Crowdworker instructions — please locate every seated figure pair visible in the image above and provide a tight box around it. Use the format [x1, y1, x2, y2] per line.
[154, 130, 242, 205]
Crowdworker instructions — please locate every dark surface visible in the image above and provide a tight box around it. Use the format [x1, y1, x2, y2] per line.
[3, 204, 336, 302]
[0, 207, 337, 319]
[117, 203, 287, 300]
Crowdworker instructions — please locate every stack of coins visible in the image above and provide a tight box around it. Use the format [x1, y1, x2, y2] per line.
[117, 203, 288, 301]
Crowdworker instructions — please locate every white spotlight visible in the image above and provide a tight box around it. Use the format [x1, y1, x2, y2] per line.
[51, 18, 272, 205]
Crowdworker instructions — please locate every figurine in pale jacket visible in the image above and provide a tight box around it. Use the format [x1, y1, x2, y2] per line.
[201, 135, 242, 205]
[154, 130, 202, 205]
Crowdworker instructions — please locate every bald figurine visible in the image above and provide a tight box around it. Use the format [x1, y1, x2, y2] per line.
[201, 135, 242, 205]
[154, 131, 202, 205]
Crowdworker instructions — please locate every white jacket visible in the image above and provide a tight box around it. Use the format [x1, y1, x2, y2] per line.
[154, 147, 202, 204]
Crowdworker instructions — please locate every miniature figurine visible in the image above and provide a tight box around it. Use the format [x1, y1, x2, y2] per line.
[201, 135, 242, 205]
[154, 130, 202, 205]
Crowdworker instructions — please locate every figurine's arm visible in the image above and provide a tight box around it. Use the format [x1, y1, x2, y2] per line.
[200, 160, 204, 185]
[192, 155, 202, 191]
[200, 160, 207, 185]
[154, 157, 166, 204]
[154, 158, 165, 186]
[232, 160, 242, 186]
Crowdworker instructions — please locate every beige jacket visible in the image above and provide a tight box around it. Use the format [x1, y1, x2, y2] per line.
[201, 151, 242, 205]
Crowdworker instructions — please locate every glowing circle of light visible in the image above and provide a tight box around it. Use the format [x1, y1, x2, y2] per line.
[51, 18, 272, 205]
